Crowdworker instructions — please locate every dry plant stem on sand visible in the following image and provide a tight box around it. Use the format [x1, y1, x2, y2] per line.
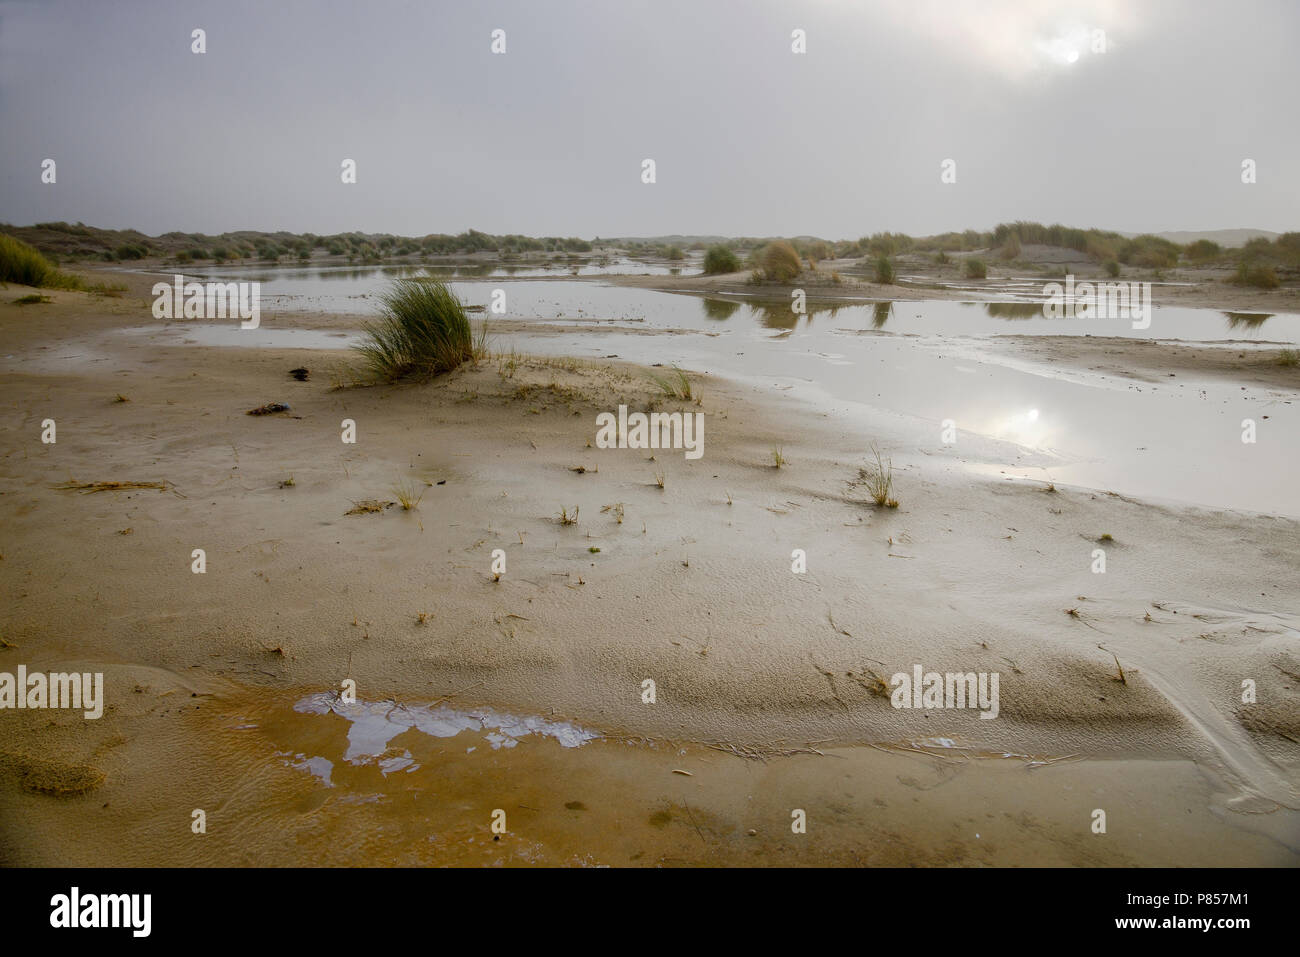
[53, 479, 175, 494]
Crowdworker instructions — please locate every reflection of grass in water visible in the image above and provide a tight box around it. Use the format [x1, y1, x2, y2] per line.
[752, 301, 798, 330]
[702, 298, 741, 320]
[747, 298, 845, 331]
[872, 301, 893, 329]
[316, 267, 380, 281]
[985, 301, 1042, 319]
[1222, 311, 1273, 331]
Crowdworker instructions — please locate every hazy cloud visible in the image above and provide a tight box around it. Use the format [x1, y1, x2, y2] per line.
[1, 0, 1295, 238]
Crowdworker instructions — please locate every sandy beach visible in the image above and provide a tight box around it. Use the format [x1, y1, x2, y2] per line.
[1, 274, 1297, 866]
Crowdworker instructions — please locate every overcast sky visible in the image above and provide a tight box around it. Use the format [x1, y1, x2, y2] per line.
[1, 0, 1296, 239]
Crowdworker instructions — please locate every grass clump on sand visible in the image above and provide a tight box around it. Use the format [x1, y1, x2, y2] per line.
[861, 444, 898, 508]
[874, 256, 894, 284]
[0, 233, 84, 289]
[703, 244, 740, 275]
[964, 258, 988, 280]
[1229, 263, 1280, 289]
[759, 241, 802, 283]
[1277, 348, 1299, 367]
[356, 279, 481, 380]
[393, 478, 424, 511]
[648, 365, 692, 400]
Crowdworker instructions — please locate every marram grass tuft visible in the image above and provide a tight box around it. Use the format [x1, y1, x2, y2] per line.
[355, 279, 481, 380]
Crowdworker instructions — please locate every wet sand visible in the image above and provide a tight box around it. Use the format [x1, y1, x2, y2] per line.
[980, 334, 1300, 391]
[0, 285, 1297, 866]
[2, 682, 1293, 867]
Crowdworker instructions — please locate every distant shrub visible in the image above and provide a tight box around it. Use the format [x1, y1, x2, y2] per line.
[874, 256, 894, 284]
[1183, 239, 1222, 263]
[1230, 263, 1280, 289]
[703, 245, 740, 275]
[866, 232, 913, 257]
[807, 241, 832, 262]
[664, 245, 685, 261]
[964, 258, 987, 279]
[998, 234, 1021, 260]
[760, 241, 802, 282]
[113, 243, 147, 261]
[1085, 235, 1121, 261]
[1120, 235, 1180, 269]
[1104, 259, 1120, 277]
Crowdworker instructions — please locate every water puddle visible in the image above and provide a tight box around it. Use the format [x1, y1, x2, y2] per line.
[12, 681, 1294, 866]
[118, 323, 360, 350]
[82, 274, 1300, 516]
[291, 692, 600, 770]
[897, 274, 1200, 299]
[228, 691, 1297, 867]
